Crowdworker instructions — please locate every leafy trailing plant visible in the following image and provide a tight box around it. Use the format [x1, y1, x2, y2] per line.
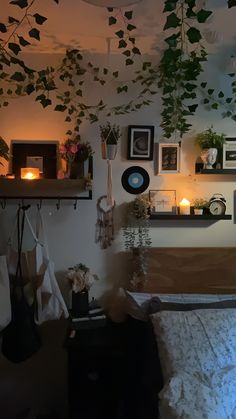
[99, 122, 121, 144]
[195, 126, 226, 149]
[0, 137, 9, 165]
[200, 73, 236, 122]
[157, 0, 211, 139]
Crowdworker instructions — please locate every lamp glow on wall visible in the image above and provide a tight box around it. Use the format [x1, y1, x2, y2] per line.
[21, 167, 40, 180]
[82, 0, 142, 7]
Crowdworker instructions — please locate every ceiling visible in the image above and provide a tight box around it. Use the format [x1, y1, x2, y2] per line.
[2, 0, 236, 56]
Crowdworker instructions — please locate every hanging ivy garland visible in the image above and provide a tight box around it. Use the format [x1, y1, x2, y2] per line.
[0, 0, 235, 142]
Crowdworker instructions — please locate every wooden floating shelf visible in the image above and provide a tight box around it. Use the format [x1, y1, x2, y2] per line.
[149, 214, 232, 220]
[0, 178, 92, 200]
[195, 169, 236, 175]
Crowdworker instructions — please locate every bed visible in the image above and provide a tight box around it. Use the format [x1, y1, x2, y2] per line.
[125, 247, 236, 419]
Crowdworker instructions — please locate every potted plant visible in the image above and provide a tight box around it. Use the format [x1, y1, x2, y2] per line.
[99, 122, 121, 160]
[195, 126, 226, 169]
[191, 198, 209, 215]
[0, 137, 9, 167]
[123, 195, 151, 289]
[59, 136, 93, 179]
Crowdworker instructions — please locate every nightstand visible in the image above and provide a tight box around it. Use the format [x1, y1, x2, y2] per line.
[65, 318, 126, 419]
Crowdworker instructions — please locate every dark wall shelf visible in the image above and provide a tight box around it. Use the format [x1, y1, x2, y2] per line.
[149, 214, 232, 220]
[195, 168, 236, 175]
[0, 178, 92, 201]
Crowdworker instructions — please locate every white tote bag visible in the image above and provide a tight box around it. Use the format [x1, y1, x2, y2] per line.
[0, 255, 11, 332]
[32, 211, 69, 325]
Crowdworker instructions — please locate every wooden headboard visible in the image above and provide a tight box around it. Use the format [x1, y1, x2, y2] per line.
[139, 247, 236, 294]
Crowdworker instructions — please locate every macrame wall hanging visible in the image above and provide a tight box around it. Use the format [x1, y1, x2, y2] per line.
[95, 195, 115, 249]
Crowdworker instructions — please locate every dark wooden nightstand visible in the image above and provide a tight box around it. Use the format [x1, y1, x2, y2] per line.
[65, 318, 126, 419]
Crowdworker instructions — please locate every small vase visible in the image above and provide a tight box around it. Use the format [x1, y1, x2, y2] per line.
[72, 289, 89, 317]
[200, 148, 218, 169]
[100, 142, 117, 160]
[194, 208, 203, 215]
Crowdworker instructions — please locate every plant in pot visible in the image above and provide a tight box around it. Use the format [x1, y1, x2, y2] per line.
[123, 195, 151, 289]
[192, 198, 209, 215]
[99, 122, 121, 160]
[195, 126, 226, 169]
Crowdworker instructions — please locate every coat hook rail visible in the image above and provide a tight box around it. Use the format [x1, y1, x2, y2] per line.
[0, 196, 88, 207]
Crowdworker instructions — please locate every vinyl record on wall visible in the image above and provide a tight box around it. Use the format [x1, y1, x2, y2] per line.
[121, 166, 150, 194]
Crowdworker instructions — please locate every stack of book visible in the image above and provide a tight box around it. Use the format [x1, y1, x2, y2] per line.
[71, 307, 107, 330]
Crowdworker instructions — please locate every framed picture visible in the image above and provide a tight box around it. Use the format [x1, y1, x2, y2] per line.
[128, 125, 154, 160]
[158, 143, 180, 173]
[222, 138, 236, 169]
[11, 140, 58, 178]
[149, 189, 177, 214]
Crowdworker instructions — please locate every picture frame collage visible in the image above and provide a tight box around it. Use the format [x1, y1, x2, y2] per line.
[127, 125, 181, 174]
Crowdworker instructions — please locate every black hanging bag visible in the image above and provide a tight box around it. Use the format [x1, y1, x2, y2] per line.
[1, 206, 41, 363]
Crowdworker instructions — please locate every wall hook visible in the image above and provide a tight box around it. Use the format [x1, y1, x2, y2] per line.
[73, 198, 78, 210]
[0, 198, 6, 209]
[37, 199, 42, 210]
[56, 198, 61, 210]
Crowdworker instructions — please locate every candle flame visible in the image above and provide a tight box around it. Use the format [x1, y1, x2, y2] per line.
[180, 198, 190, 205]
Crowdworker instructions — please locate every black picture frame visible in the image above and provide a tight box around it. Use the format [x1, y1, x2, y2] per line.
[128, 125, 154, 160]
[11, 140, 58, 179]
[158, 142, 180, 174]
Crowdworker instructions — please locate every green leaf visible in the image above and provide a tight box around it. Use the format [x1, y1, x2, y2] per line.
[197, 9, 212, 23]
[113, 71, 119, 78]
[29, 28, 40, 41]
[164, 12, 181, 30]
[184, 83, 197, 92]
[203, 98, 209, 104]
[132, 47, 141, 55]
[208, 89, 214, 95]
[123, 50, 131, 57]
[33, 13, 47, 25]
[41, 98, 52, 108]
[0, 23, 7, 33]
[165, 33, 179, 48]
[107, 7, 113, 12]
[25, 84, 35, 95]
[103, 68, 108, 75]
[124, 10, 133, 20]
[8, 16, 20, 23]
[115, 30, 124, 38]
[188, 104, 198, 113]
[226, 97, 232, 103]
[126, 58, 134, 66]
[10, 0, 28, 8]
[127, 24, 136, 31]
[18, 36, 31, 46]
[118, 39, 127, 48]
[186, 27, 202, 43]
[218, 91, 224, 98]
[54, 104, 67, 112]
[163, 1, 178, 12]
[211, 103, 218, 109]
[201, 82, 207, 88]
[8, 42, 21, 55]
[76, 89, 82, 97]
[109, 16, 117, 25]
[10, 71, 25, 81]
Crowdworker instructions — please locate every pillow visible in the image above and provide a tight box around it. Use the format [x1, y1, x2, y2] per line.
[150, 308, 236, 381]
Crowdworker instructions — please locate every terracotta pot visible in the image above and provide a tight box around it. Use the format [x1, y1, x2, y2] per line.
[194, 208, 203, 215]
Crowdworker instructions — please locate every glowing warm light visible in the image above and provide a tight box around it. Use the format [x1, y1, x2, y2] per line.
[21, 167, 40, 180]
[179, 198, 191, 215]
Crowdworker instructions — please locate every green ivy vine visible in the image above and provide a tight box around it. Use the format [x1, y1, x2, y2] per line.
[0, 0, 236, 142]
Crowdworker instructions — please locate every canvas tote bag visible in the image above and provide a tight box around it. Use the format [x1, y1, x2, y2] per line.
[31, 209, 69, 325]
[0, 255, 11, 332]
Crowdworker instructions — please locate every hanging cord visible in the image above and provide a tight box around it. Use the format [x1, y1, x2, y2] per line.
[107, 160, 113, 207]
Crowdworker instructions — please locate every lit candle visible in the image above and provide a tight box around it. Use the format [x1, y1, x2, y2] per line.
[179, 198, 190, 215]
[21, 167, 40, 180]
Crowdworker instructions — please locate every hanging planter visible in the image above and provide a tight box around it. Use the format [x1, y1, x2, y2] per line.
[99, 122, 121, 160]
